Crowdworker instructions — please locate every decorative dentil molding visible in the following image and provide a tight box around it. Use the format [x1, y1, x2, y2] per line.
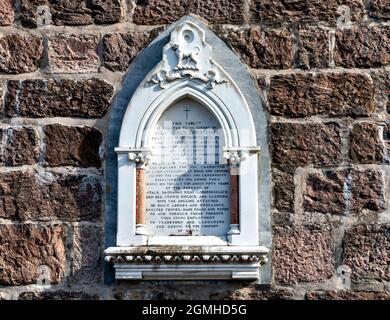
[148, 21, 227, 90]
[105, 253, 268, 265]
[105, 245, 269, 280]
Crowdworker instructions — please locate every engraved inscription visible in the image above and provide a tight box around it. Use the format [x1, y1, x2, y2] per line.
[145, 98, 230, 236]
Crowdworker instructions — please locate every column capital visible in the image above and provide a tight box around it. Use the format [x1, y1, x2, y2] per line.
[115, 147, 152, 168]
[223, 146, 260, 166]
[128, 151, 152, 169]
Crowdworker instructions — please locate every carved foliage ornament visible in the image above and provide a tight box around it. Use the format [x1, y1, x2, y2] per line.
[148, 22, 227, 89]
[128, 151, 152, 167]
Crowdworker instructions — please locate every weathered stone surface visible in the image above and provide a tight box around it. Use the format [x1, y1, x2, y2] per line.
[19, 291, 99, 300]
[102, 31, 155, 71]
[385, 124, 390, 159]
[250, 0, 365, 24]
[0, 170, 102, 221]
[218, 28, 293, 69]
[268, 73, 375, 117]
[0, 0, 14, 25]
[0, 34, 43, 74]
[44, 125, 102, 168]
[70, 224, 101, 284]
[5, 78, 113, 118]
[303, 169, 385, 215]
[350, 123, 385, 164]
[306, 290, 390, 300]
[21, 0, 90, 27]
[0, 127, 40, 166]
[0, 224, 66, 286]
[20, 0, 122, 27]
[133, 0, 244, 25]
[210, 288, 295, 300]
[88, 0, 123, 24]
[133, 0, 181, 24]
[388, 91, 390, 113]
[49, 34, 99, 73]
[271, 122, 342, 169]
[274, 226, 334, 284]
[370, 70, 390, 113]
[273, 169, 295, 212]
[369, 0, 390, 19]
[298, 27, 329, 69]
[343, 224, 390, 282]
[335, 26, 390, 68]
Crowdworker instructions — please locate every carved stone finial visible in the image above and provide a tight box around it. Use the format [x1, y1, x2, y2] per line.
[148, 21, 227, 90]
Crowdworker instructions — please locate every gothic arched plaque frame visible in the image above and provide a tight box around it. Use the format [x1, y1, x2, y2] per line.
[105, 17, 270, 281]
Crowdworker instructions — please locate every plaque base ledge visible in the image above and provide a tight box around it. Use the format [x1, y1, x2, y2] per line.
[105, 245, 269, 256]
[105, 245, 269, 280]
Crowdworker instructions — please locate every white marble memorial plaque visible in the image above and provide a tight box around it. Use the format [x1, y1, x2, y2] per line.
[145, 98, 230, 236]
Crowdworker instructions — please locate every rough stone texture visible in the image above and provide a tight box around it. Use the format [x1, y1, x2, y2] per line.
[343, 224, 390, 282]
[250, 0, 365, 24]
[102, 30, 160, 72]
[273, 226, 334, 284]
[0, 170, 102, 222]
[369, 0, 390, 19]
[0, 0, 14, 26]
[303, 169, 385, 215]
[5, 78, 113, 118]
[18, 291, 99, 300]
[44, 125, 102, 168]
[49, 34, 99, 73]
[0, 224, 66, 286]
[0, 34, 43, 74]
[218, 28, 293, 69]
[350, 123, 385, 164]
[297, 27, 329, 69]
[385, 124, 390, 159]
[268, 73, 375, 117]
[210, 287, 295, 300]
[335, 26, 390, 68]
[273, 169, 295, 212]
[271, 122, 342, 169]
[88, 0, 123, 24]
[306, 290, 390, 300]
[388, 89, 390, 113]
[133, 0, 181, 24]
[70, 224, 101, 284]
[0, 127, 40, 166]
[133, 0, 244, 25]
[370, 70, 390, 113]
[20, 0, 122, 28]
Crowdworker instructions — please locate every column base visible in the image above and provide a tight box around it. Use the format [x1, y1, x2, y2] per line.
[227, 224, 240, 235]
[135, 224, 149, 236]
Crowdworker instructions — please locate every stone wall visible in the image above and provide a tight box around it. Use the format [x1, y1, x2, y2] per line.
[0, 0, 390, 300]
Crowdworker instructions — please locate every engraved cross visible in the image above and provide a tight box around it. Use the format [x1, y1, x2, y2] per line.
[184, 106, 191, 120]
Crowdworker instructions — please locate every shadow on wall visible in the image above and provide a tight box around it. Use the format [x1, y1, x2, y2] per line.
[103, 29, 171, 284]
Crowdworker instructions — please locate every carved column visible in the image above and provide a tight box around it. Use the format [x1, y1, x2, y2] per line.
[128, 151, 151, 236]
[225, 151, 245, 237]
